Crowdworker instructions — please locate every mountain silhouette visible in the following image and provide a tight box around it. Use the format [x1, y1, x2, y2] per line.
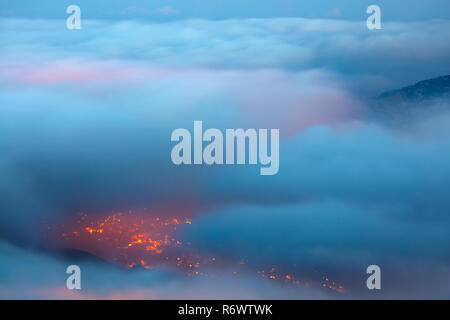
[377, 75, 450, 103]
[369, 75, 450, 124]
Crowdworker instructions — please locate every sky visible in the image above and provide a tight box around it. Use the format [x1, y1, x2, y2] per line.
[1, 0, 450, 21]
[0, 0, 450, 299]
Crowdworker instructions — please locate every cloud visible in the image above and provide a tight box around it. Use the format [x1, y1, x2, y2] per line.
[327, 8, 342, 18]
[155, 7, 181, 15]
[1, 18, 449, 93]
[122, 7, 151, 16]
[0, 16, 449, 298]
[0, 241, 330, 299]
[179, 200, 450, 298]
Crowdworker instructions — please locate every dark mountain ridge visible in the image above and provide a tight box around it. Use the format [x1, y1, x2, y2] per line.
[377, 75, 450, 103]
[369, 75, 450, 124]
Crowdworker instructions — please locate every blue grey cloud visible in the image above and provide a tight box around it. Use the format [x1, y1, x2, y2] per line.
[1, 16, 450, 298]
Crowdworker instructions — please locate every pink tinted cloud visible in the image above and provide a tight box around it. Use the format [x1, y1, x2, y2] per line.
[5, 60, 360, 135]
[10, 59, 173, 84]
[327, 8, 343, 18]
[231, 70, 360, 135]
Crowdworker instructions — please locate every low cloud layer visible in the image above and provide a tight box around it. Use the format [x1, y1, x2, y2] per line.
[0, 241, 331, 299]
[1, 16, 449, 298]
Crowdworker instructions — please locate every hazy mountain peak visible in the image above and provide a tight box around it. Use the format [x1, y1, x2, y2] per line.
[378, 75, 450, 103]
[369, 75, 450, 124]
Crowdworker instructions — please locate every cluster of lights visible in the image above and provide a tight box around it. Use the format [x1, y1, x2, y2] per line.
[57, 211, 345, 294]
